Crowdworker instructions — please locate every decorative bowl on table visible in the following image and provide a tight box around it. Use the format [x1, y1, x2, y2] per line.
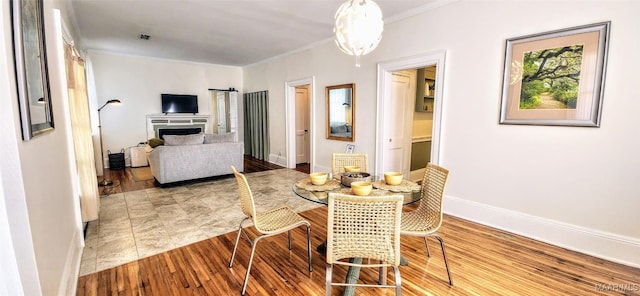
[351, 181, 373, 196]
[341, 172, 372, 187]
[384, 172, 403, 185]
[343, 166, 361, 172]
[309, 172, 328, 185]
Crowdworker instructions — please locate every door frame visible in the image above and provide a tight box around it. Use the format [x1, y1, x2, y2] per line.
[285, 77, 315, 169]
[375, 52, 446, 175]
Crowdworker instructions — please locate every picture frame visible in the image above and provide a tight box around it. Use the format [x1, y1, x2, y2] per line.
[499, 22, 610, 127]
[345, 144, 355, 153]
[11, 0, 54, 140]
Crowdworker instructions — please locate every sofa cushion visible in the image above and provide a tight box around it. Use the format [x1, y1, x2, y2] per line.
[148, 138, 164, 148]
[204, 132, 236, 144]
[164, 133, 205, 146]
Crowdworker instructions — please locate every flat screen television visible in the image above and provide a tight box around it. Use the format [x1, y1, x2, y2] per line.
[161, 94, 198, 114]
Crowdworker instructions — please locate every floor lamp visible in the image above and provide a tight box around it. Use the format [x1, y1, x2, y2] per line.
[98, 99, 122, 186]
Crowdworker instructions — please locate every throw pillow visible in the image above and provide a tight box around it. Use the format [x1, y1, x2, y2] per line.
[204, 132, 236, 144]
[147, 138, 164, 148]
[163, 133, 205, 146]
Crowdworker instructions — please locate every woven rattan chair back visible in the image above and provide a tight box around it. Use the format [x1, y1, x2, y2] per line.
[326, 193, 403, 295]
[231, 166, 257, 221]
[331, 153, 369, 175]
[229, 166, 313, 295]
[400, 162, 453, 286]
[414, 162, 449, 232]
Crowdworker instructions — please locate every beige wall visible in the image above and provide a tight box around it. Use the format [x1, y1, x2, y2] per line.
[412, 111, 433, 139]
[243, 0, 640, 267]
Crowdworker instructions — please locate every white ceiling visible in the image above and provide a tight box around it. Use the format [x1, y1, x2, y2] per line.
[67, 0, 438, 66]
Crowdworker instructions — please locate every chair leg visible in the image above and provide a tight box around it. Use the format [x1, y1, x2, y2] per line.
[423, 237, 431, 257]
[433, 234, 453, 286]
[393, 266, 402, 296]
[306, 224, 313, 272]
[325, 264, 333, 296]
[288, 230, 292, 250]
[228, 221, 245, 268]
[241, 236, 263, 295]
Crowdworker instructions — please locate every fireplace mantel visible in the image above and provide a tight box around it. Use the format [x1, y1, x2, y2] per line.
[146, 114, 211, 139]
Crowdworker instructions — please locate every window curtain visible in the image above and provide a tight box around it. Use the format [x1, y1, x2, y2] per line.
[65, 44, 100, 222]
[243, 91, 269, 160]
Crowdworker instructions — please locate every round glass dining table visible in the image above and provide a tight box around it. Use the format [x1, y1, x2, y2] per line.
[292, 176, 422, 205]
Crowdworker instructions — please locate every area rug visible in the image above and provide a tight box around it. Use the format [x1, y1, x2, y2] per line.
[79, 169, 321, 276]
[131, 166, 154, 181]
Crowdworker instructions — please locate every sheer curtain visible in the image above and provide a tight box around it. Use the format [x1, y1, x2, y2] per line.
[243, 91, 269, 160]
[65, 44, 99, 222]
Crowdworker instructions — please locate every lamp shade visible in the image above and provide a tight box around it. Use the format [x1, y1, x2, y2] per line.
[334, 0, 384, 66]
[98, 99, 122, 111]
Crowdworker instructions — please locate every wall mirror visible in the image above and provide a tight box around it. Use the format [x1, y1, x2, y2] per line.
[12, 0, 54, 140]
[326, 83, 355, 141]
[209, 89, 238, 138]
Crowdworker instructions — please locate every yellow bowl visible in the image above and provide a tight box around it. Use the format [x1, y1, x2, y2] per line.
[384, 172, 403, 185]
[343, 166, 361, 172]
[309, 172, 328, 185]
[351, 181, 373, 196]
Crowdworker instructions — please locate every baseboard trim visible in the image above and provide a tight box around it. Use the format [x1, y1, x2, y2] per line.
[59, 228, 84, 296]
[444, 195, 640, 268]
[268, 153, 287, 167]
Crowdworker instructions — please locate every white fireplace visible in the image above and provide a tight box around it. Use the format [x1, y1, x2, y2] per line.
[146, 114, 211, 139]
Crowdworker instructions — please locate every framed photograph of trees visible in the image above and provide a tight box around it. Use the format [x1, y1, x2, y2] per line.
[499, 22, 610, 127]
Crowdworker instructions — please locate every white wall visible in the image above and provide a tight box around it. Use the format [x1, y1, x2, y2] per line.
[243, 0, 640, 267]
[87, 52, 243, 167]
[1, 2, 84, 294]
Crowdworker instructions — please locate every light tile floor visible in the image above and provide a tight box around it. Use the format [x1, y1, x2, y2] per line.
[79, 169, 322, 276]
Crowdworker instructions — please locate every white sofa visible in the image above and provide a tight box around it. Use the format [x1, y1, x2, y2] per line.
[147, 133, 244, 184]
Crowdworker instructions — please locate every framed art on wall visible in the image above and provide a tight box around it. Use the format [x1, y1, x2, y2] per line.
[499, 22, 610, 127]
[345, 144, 355, 153]
[11, 0, 54, 140]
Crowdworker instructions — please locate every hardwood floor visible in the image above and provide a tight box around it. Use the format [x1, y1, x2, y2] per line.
[82, 156, 640, 295]
[77, 204, 640, 295]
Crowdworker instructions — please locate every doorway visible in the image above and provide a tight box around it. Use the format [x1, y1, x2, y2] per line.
[375, 52, 446, 176]
[295, 85, 310, 165]
[285, 77, 315, 170]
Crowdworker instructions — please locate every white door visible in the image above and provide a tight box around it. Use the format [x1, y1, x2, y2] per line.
[382, 71, 414, 175]
[295, 86, 310, 164]
[217, 92, 227, 133]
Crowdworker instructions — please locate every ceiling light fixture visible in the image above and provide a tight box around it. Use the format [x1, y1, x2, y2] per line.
[139, 34, 151, 40]
[333, 0, 384, 67]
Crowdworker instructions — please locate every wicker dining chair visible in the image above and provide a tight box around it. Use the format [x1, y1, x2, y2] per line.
[326, 193, 404, 295]
[228, 166, 312, 295]
[331, 153, 369, 175]
[400, 162, 453, 286]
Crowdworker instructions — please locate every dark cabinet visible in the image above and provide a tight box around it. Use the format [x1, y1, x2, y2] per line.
[415, 67, 436, 112]
[108, 149, 125, 170]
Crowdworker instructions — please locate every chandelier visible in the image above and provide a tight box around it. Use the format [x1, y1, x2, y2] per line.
[334, 0, 384, 67]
